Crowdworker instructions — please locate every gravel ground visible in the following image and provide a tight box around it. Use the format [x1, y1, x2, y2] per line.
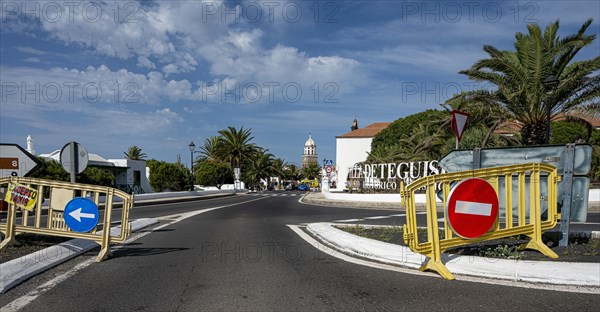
[0, 233, 72, 263]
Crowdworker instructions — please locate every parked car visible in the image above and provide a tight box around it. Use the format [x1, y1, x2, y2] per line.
[285, 183, 294, 191]
[297, 183, 309, 191]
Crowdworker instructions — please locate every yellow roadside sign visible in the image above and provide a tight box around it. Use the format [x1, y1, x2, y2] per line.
[5, 182, 38, 211]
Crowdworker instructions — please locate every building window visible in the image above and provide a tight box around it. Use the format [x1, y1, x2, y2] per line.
[134, 170, 141, 186]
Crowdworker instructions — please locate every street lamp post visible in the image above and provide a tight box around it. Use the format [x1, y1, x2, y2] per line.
[188, 141, 196, 191]
[543, 75, 559, 144]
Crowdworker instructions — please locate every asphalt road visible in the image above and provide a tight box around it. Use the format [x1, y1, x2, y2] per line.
[1, 192, 599, 311]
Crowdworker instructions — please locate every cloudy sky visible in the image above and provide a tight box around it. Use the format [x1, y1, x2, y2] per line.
[1, 0, 598, 166]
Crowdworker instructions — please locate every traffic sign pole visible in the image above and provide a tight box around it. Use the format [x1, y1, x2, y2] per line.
[60, 141, 88, 183]
[70, 142, 78, 183]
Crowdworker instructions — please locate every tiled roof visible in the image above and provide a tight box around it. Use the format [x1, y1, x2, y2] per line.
[336, 122, 392, 138]
[565, 113, 600, 128]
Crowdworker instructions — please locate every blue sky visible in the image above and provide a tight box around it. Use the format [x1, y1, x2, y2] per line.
[1, 0, 599, 166]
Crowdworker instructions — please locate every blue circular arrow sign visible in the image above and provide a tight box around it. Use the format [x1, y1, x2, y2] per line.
[64, 197, 99, 233]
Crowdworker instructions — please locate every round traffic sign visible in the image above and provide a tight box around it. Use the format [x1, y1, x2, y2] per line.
[325, 166, 333, 173]
[446, 178, 499, 239]
[60, 142, 89, 174]
[64, 197, 99, 233]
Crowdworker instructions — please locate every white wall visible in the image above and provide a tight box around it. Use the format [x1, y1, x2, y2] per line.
[335, 137, 373, 190]
[108, 159, 153, 193]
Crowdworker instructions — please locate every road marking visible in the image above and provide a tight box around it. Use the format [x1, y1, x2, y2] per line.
[455, 200, 492, 216]
[249, 193, 300, 197]
[334, 212, 425, 223]
[2, 196, 271, 311]
[334, 218, 363, 223]
[288, 224, 599, 294]
[2, 258, 96, 312]
[364, 216, 392, 220]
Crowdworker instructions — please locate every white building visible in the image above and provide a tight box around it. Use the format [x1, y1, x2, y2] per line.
[334, 121, 391, 191]
[108, 159, 153, 194]
[36, 140, 153, 194]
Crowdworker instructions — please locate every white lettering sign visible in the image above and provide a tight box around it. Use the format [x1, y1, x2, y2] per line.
[347, 160, 443, 190]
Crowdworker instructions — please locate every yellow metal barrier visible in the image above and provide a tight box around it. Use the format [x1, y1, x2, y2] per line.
[400, 163, 559, 280]
[0, 177, 134, 262]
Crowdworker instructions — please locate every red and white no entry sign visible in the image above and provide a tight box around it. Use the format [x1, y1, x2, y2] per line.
[446, 178, 499, 239]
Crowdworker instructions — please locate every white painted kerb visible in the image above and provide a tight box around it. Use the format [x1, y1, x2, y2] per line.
[307, 222, 600, 286]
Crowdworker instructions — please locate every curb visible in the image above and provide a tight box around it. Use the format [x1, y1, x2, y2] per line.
[0, 218, 158, 293]
[306, 222, 600, 287]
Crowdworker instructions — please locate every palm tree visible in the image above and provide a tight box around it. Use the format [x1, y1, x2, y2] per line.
[217, 126, 256, 169]
[124, 146, 147, 160]
[302, 163, 321, 180]
[397, 124, 446, 161]
[271, 158, 287, 189]
[455, 19, 599, 145]
[198, 136, 222, 161]
[284, 163, 301, 181]
[245, 149, 275, 191]
[367, 144, 399, 164]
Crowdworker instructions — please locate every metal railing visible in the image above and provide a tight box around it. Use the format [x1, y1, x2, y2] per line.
[400, 163, 560, 280]
[0, 176, 134, 262]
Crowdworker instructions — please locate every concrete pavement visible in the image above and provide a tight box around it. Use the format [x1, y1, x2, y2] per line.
[2, 190, 597, 295]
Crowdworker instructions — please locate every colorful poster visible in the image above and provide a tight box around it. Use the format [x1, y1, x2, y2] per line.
[5, 183, 38, 211]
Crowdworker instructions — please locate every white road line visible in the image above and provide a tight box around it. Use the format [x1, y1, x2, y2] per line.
[364, 216, 392, 220]
[2, 257, 96, 312]
[287, 224, 436, 278]
[333, 218, 363, 223]
[2, 196, 271, 312]
[336, 212, 425, 223]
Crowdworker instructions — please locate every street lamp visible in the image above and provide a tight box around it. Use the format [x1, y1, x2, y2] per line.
[188, 141, 195, 190]
[543, 74, 559, 144]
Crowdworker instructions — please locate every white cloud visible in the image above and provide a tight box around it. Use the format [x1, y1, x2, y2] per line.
[21, 1, 360, 85]
[34, 1, 227, 75]
[137, 56, 156, 69]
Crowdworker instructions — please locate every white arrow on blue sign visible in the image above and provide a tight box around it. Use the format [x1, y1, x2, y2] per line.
[64, 197, 99, 233]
